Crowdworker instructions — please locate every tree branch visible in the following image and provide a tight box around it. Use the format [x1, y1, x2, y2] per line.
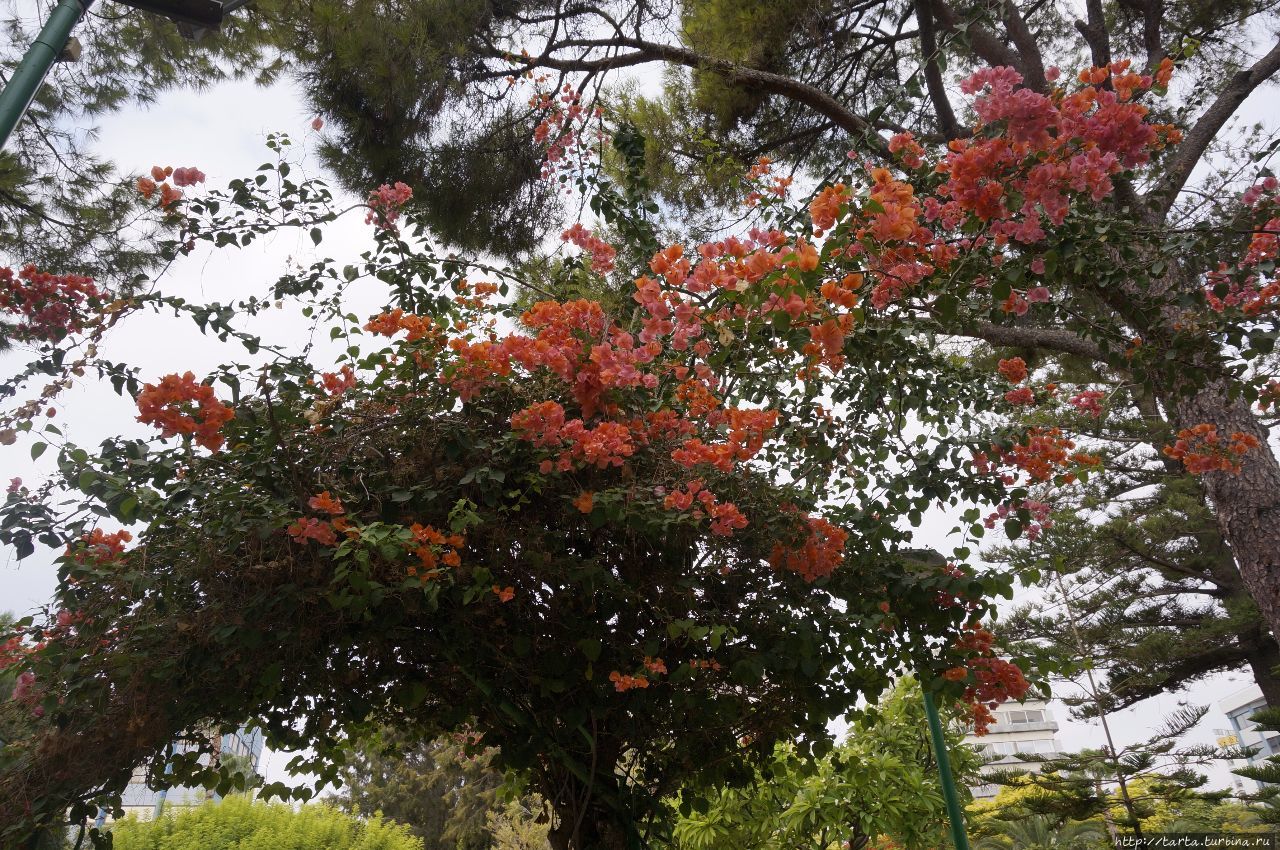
[1100, 640, 1253, 713]
[965, 321, 1108, 361]
[1001, 0, 1048, 91]
[915, 0, 963, 140]
[500, 37, 890, 155]
[1149, 36, 1280, 215]
[930, 0, 1041, 90]
[1074, 0, 1112, 70]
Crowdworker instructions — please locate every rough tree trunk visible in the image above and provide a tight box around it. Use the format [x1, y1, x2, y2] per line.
[1171, 381, 1280, 647]
[1111, 249, 1280, 662]
[546, 804, 633, 850]
[1246, 634, 1280, 707]
[542, 753, 634, 850]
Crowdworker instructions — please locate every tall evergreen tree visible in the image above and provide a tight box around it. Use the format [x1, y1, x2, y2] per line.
[337, 729, 514, 850]
[982, 707, 1225, 837]
[991, 468, 1280, 712]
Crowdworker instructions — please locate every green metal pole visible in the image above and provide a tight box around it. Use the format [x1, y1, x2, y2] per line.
[923, 686, 972, 850]
[0, 0, 94, 150]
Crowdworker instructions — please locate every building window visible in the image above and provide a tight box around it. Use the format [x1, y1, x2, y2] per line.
[982, 739, 1057, 758]
[1002, 709, 1045, 725]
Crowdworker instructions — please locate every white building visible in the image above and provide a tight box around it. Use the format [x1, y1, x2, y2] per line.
[963, 698, 1064, 800]
[1217, 683, 1279, 793]
[112, 726, 265, 821]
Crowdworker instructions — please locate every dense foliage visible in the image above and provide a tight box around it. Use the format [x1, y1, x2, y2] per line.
[671, 677, 978, 850]
[108, 797, 421, 850]
[4, 0, 1280, 847]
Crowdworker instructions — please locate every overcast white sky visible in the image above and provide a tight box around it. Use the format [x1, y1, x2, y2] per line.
[1, 6, 1279, 797]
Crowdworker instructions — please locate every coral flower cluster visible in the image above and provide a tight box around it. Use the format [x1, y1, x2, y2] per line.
[366, 182, 414, 232]
[135, 372, 235, 451]
[69, 529, 133, 565]
[1164, 423, 1261, 474]
[947, 624, 1032, 734]
[0, 265, 101, 342]
[136, 164, 204, 209]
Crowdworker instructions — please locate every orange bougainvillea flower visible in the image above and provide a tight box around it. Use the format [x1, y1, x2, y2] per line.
[809, 183, 849, 232]
[1164, 423, 1261, 474]
[492, 585, 515, 602]
[609, 671, 649, 692]
[135, 372, 234, 452]
[69, 529, 133, 565]
[308, 491, 345, 515]
[573, 491, 595, 513]
[791, 238, 820, 273]
[287, 517, 337, 546]
[158, 183, 183, 209]
[768, 512, 849, 582]
[997, 357, 1028, 384]
[643, 657, 667, 675]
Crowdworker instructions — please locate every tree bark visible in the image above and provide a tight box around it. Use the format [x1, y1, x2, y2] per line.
[1245, 631, 1280, 708]
[1169, 382, 1280, 649]
[546, 802, 632, 850]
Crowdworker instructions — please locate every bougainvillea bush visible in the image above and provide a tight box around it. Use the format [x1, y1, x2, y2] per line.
[0, 136, 1017, 848]
[0, 55, 1238, 847]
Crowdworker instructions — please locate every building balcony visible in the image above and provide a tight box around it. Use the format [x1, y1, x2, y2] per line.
[979, 750, 1063, 765]
[972, 720, 1060, 736]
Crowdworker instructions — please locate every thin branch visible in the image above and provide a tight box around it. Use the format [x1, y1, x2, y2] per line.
[1109, 533, 1216, 584]
[930, 0, 1033, 89]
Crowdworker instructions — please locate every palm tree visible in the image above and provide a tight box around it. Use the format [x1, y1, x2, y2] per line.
[977, 815, 1106, 850]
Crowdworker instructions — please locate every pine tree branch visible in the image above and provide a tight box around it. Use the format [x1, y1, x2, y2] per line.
[929, 0, 1037, 89]
[1149, 35, 1280, 216]
[490, 38, 890, 156]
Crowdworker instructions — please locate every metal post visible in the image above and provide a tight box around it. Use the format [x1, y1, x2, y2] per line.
[0, 0, 94, 150]
[923, 686, 972, 850]
[152, 744, 174, 818]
